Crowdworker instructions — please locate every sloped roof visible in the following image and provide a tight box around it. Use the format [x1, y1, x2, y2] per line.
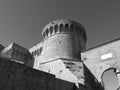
[1, 42, 29, 54]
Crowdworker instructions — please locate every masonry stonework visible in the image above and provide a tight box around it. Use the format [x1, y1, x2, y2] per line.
[29, 19, 103, 90]
[1, 19, 119, 90]
[81, 39, 120, 89]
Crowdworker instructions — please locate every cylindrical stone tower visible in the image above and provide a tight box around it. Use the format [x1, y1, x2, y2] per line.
[39, 19, 87, 63]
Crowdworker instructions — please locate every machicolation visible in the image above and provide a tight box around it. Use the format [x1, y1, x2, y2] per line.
[42, 19, 87, 42]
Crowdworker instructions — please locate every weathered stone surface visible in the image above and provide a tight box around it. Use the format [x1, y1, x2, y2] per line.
[37, 58, 102, 89]
[29, 19, 86, 66]
[81, 39, 120, 82]
[0, 56, 81, 90]
[28, 19, 104, 89]
[0, 57, 55, 90]
[55, 79, 79, 90]
[1, 43, 34, 67]
[37, 59, 81, 85]
[83, 64, 104, 90]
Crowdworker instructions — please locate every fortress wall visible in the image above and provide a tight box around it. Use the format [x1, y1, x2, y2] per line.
[35, 19, 86, 65]
[0, 56, 55, 90]
[0, 56, 80, 90]
[81, 39, 120, 82]
[40, 33, 82, 62]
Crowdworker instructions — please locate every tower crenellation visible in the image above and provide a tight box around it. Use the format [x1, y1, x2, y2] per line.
[42, 19, 87, 42]
[34, 19, 87, 64]
[0, 18, 118, 90]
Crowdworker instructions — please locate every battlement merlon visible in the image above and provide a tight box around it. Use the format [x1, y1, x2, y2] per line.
[42, 19, 87, 43]
[34, 19, 87, 64]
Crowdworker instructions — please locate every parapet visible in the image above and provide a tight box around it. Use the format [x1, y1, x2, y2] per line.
[1, 43, 34, 67]
[42, 19, 87, 42]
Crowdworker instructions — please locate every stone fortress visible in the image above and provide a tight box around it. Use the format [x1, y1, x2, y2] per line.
[0, 19, 120, 90]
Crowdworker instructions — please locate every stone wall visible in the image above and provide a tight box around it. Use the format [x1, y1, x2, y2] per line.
[0, 57, 54, 90]
[0, 56, 79, 90]
[32, 19, 87, 66]
[55, 79, 78, 90]
[1, 43, 34, 68]
[81, 39, 120, 82]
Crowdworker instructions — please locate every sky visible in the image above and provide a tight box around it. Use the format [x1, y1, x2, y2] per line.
[0, 0, 120, 89]
[0, 0, 120, 49]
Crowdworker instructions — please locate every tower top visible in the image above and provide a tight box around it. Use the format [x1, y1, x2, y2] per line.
[42, 19, 87, 42]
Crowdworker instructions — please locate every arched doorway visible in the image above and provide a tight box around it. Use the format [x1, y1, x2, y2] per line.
[101, 68, 119, 90]
[101, 68, 120, 90]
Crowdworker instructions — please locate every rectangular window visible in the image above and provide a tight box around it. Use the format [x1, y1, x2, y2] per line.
[101, 53, 113, 60]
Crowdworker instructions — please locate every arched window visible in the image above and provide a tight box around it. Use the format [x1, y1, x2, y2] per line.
[50, 26, 53, 35]
[54, 24, 58, 33]
[46, 29, 49, 37]
[82, 30, 86, 41]
[59, 23, 64, 32]
[35, 50, 37, 56]
[39, 46, 43, 55]
[70, 24, 74, 32]
[36, 49, 39, 56]
[65, 24, 69, 32]
[101, 68, 119, 90]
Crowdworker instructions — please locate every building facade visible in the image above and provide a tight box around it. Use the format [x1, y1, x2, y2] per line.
[29, 19, 102, 89]
[1, 19, 120, 89]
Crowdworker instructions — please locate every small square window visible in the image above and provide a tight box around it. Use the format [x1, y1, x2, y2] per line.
[101, 53, 113, 60]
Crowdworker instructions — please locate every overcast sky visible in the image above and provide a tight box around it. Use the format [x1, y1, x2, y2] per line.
[0, 0, 120, 89]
